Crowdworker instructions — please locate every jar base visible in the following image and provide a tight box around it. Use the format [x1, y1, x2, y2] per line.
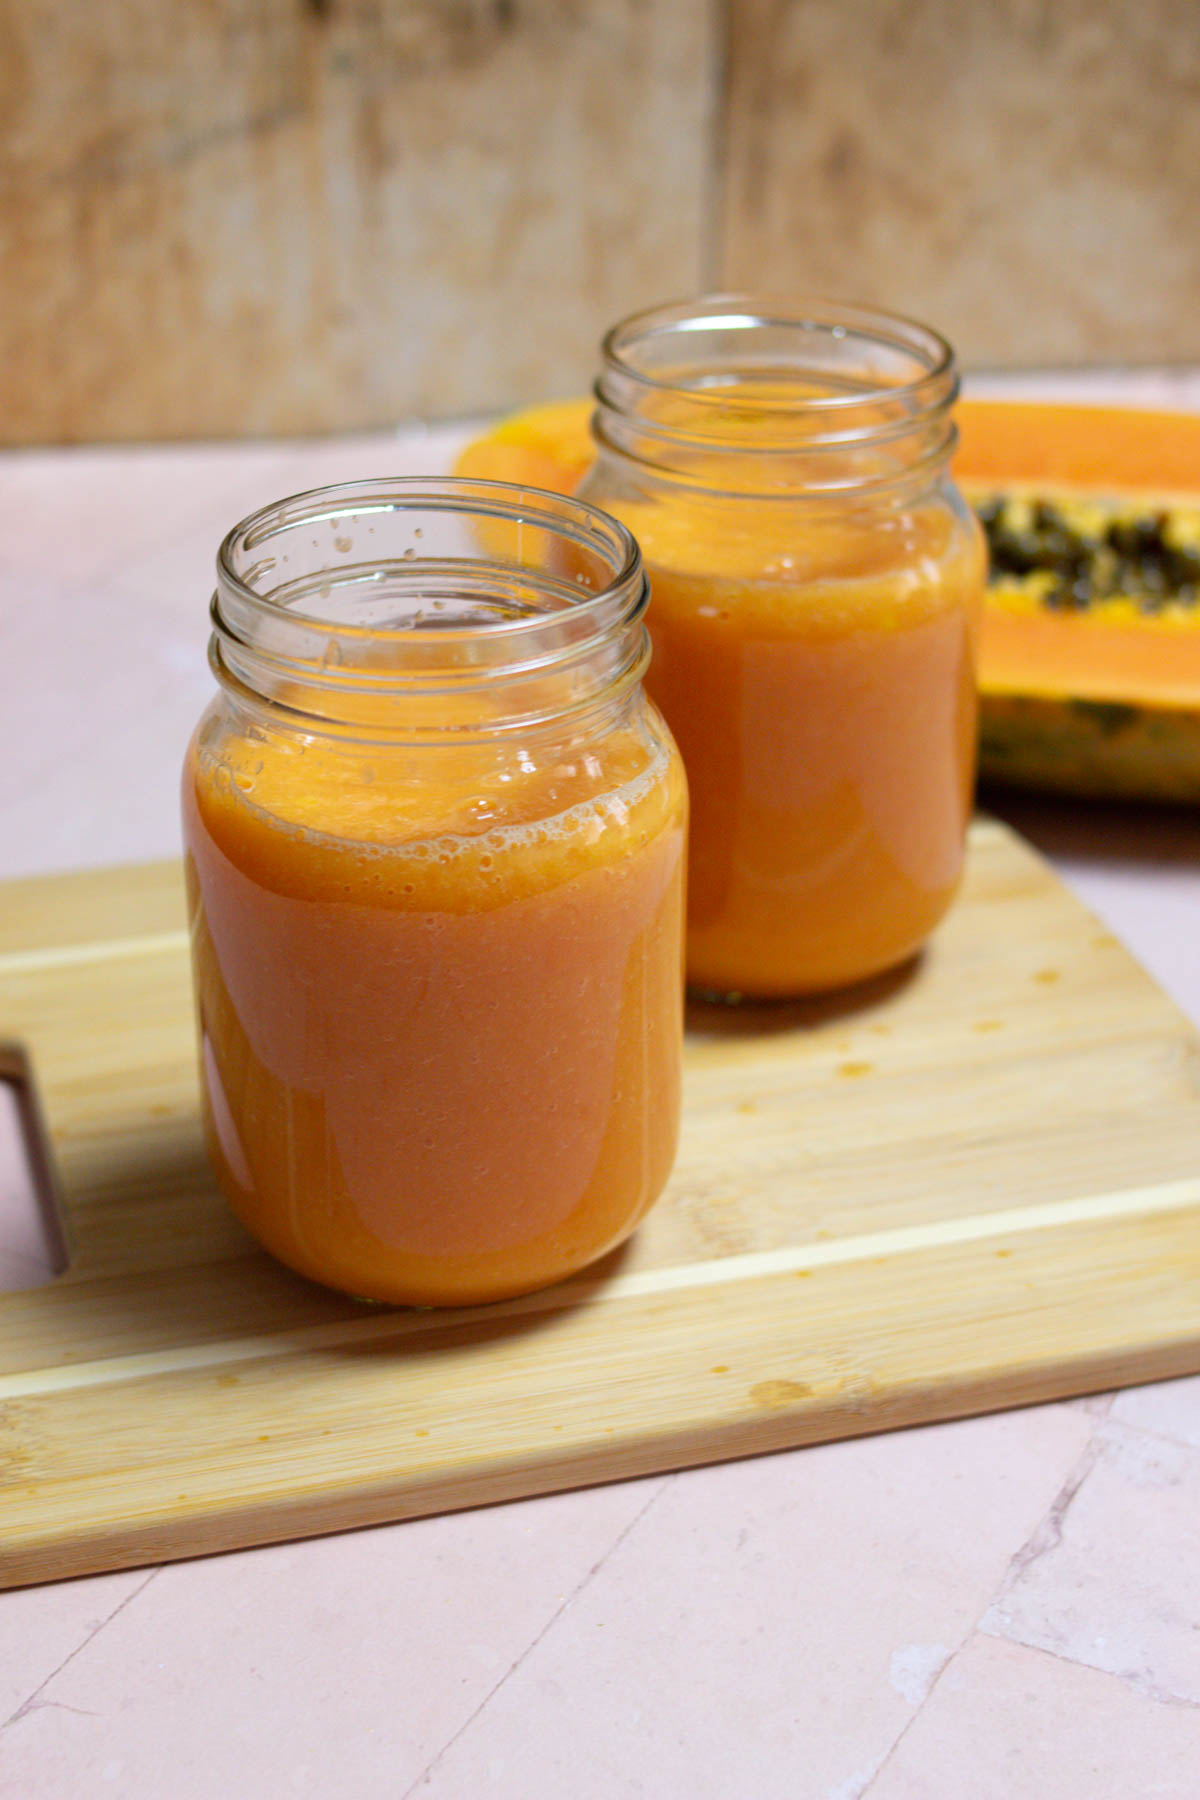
[263, 1229, 644, 1312]
[685, 943, 927, 1010]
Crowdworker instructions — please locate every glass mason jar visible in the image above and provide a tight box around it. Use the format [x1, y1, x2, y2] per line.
[182, 479, 687, 1307]
[578, 296, 987, 999]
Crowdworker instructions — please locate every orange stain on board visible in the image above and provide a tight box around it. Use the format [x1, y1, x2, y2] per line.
[750, 1379, 814, 1409]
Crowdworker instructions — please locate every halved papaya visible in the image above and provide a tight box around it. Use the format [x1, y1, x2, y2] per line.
[455, 397, 1200, 800]
[956, 403, 1200, 800]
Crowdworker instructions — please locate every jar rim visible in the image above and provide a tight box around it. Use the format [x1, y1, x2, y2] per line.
[216, 475, 644, 643]
[209, 476, 651, 738]
[598, 293, 956, 421]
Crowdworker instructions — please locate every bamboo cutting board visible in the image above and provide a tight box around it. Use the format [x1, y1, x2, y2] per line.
[2, 820, 1200, 1589]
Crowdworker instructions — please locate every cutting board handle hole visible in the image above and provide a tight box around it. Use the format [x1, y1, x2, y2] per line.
[0, 1044, 70, 1292]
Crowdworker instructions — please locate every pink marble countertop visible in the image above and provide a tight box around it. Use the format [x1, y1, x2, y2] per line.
[3, 374, 1200, 1797]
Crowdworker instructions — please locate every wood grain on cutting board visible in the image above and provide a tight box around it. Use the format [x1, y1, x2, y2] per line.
[1, 818, 1199, 1588]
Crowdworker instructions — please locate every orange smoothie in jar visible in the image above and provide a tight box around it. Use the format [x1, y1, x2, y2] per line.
[629, 500, 982, 995]
[183, 480, 686, 1307]
[580, 299, 987, 998]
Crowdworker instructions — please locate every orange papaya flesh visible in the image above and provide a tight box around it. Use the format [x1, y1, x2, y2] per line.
[454, 398, 1200, 799]
[454, 396, 1200, 500]
[954, 399, 1200, 493]
[452, 397, 593, 496]
[967, 487, 1200, 699]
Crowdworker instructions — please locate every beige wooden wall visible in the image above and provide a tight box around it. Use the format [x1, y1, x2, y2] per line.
[723, 0, 1200, 371]
[2, 0, 1198, 444]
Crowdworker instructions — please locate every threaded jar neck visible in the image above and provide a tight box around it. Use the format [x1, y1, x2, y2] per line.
[593, 296, 959, 499]
[211, 478, 650, 740]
